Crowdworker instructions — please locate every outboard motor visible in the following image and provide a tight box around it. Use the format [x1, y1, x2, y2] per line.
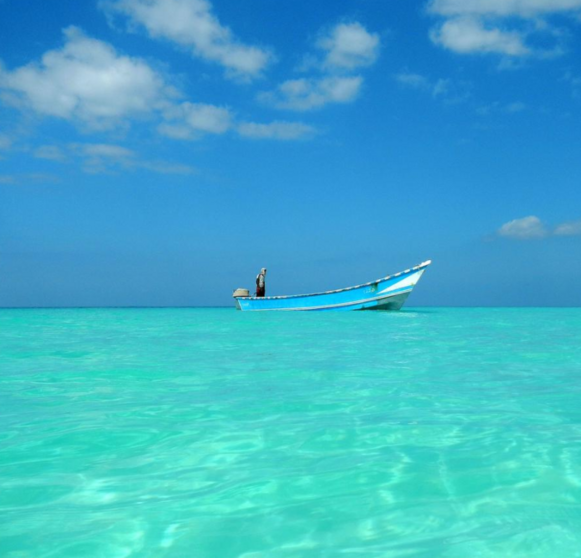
[233, 288, 250, 298]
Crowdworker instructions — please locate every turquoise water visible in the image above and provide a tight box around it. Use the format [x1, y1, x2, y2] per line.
[1, 308, 581, 558]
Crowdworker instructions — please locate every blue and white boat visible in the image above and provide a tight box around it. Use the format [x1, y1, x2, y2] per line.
[233, 260, 431, 312]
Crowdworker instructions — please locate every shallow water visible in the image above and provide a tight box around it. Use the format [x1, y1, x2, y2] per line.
[1, 308, 581, 557]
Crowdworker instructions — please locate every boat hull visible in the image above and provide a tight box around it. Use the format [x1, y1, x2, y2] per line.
[234, 261, 430, 312]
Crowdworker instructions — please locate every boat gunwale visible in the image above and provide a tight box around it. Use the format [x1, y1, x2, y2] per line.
[236, 260, 431, 302]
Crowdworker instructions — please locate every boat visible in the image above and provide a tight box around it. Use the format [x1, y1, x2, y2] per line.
[233, 260, 431, 312]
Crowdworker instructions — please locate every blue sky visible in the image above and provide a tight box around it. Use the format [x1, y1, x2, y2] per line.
[1, 0, 581, 307]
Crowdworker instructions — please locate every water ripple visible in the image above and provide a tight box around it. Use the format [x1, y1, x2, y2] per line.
[1, 308, 581, 557]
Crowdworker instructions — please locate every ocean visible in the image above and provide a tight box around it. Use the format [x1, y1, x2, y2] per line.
[1, 308, 581, 557]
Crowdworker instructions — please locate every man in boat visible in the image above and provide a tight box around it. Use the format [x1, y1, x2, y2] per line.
[256, 268, 267, 297]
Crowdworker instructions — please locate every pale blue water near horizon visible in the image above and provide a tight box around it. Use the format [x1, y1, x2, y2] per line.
[1, 308, 581, 558]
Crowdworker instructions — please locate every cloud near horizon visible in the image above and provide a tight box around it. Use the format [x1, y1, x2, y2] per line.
[427, 0, 581, 59]
[497, 215, 581, 239]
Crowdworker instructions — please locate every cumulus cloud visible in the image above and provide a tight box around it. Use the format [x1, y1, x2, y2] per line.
[237, 121, 315, 140]
[317, 22, 380, 70]
[160, 102, 232, 139]
[427, 0, 581, 58]
[0, 27, 170, 128]
[430, 17, 529, 56]
[262, 21, 377, 112]
[0, 28, 310, 147]
[102, 0, 273, 80]
[262, 76, 363, 111]
[498, 215, 581, 239]
[498, 216, 547, 239]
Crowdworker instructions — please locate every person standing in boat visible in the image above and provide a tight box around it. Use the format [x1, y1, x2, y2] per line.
[256, 268, 267, 297]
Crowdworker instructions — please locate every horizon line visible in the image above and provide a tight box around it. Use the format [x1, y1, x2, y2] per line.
[1, 305, 581, 310]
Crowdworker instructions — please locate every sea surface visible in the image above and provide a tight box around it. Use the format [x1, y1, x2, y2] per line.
[1, 308, 581, 558]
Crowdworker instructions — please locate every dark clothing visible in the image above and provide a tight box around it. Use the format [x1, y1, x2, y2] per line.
[256, 271, 266, 297]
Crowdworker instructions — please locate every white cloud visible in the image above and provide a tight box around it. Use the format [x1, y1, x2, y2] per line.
[317, 22, 380, 70]
[237, 121, 315, 140]
[182, 103, 231, 133]
[498, 216, 548, 239]
[102, 0, 273, 80]
[498, 215, 581, 239]
[554, 220, 581, 236]
[170, 102, 230, 131]
[429, 0, 581, 18]
[0, 28, 248, 144]
[0, 23, 325, 156]
[0, 27, 170, 128]
[430, 17, 529, 56]
[262, 21, 376, 112]
[427, 0, 581, 57]
[262, 76, 362, 111]
[159, 101, 232, 139]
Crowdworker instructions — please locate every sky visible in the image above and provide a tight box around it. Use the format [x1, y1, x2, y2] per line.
[1, 0, 581, 307]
